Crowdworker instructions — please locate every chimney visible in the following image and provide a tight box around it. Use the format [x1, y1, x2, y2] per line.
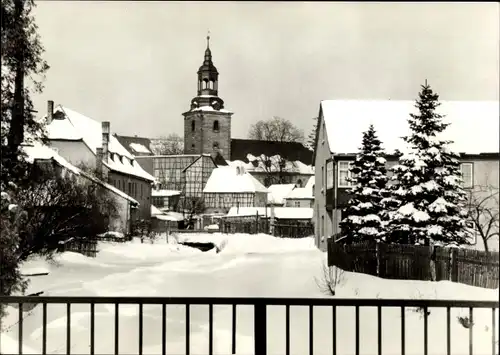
[102, 121, 110, 163]
[47, 100, 54, 124]
[96, 147, 103, 179]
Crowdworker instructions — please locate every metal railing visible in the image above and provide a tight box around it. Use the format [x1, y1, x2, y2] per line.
[0, 296, 498, 355]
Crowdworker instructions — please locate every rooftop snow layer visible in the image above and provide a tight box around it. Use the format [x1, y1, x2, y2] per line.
[226, 206, 313, 220]
[267, 184, 296, 205]
[190, 106, 233, 114]
[151, 206, 185, 221]
[152, 189, 182, 197]
[227, 155, 314, 174]
[129, 143, 151, 154]
[285, 187, 314, 200]
[43, 106, 154, 182]
[44, 117, 82, 140]
[203, 166, 268, 193]
[320, 100, 500, 154]
[304, 176, 315, 190]
[22, 142, 139, 205]
[230, 138, 313, 166]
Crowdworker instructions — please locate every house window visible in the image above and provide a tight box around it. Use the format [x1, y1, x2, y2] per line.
[294, 201, 300, 207]
[338, 161, 354, 187]
[213, 120, 219, 132]
[191, 120, 195, 132]
[321, 167, 324, 189]
[326, 160, 334, 189]
[321, 215, 325, 238]
[460, 163, 473, 188]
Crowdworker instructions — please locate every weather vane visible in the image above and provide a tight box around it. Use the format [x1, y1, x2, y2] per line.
[207, 30, 211, 48]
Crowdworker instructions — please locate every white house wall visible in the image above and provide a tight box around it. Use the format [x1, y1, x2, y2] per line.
[49, 140, 97, 170]
[313, 112, 336, 251]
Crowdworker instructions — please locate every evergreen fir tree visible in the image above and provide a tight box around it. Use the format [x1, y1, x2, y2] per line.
[339, 124, 389, 243]
[383, 82, 469, 246]
[1, 0, 49, 188]
[306, 116, 318, 151]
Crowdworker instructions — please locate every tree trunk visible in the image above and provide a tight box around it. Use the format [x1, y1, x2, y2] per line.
[7, 0, 26, 157]
[482, 236, 489, 253]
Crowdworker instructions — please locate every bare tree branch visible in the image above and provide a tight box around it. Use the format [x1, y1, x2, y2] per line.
[465, 184, 499, 252]
[150, 133, 184, 155]
[247, 116, 305, 186]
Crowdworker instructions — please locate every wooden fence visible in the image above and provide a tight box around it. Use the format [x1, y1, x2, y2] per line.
[328, 240, 500, 289]
[59, 238, 98, 258]
[219, 215, 314, 239]
[58, 234, 131, 257]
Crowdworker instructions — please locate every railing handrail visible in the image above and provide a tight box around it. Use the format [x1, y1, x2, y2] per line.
[1, 296, 498, 308]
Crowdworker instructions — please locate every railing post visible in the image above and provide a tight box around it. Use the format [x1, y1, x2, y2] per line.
[254, 304, 267, 355]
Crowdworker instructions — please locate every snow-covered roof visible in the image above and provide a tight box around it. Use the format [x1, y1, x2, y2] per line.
[151, 205, 185, 221]
[22, 142, 139, 205]
[44, 118, 82, 140]
[285, 187, 314, 200]
[129, 143, 151, 154]
[226, 206, 313, 220]
[43, 106, 154, 182]
[304, 176, 315, 190]
[203, 166, 268, 193]
[190, 106, 233, 114]
[267, 184, 296, 205]
[151, 205, 163, 216]
[152, 189, 181, 197]
[320, 100, 500, 155]
[227, 154, 314, 174]
[23, 142, 80, 174]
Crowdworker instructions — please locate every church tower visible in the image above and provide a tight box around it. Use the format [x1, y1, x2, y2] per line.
[183, 34, 233, 160]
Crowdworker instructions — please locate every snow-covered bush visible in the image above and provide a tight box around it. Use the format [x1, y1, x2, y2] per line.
[14, 165, 119, 260]
[383, 82, 469, 246]
[339, 124, 390, 243]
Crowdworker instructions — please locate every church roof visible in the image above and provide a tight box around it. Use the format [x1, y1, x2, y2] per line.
[230, 139, 313, 165]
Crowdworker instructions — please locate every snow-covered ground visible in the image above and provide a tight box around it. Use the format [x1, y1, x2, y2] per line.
[1, 233, 498, 355]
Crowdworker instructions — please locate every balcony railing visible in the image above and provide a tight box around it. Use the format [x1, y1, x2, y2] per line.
[0, 296, 498, 355]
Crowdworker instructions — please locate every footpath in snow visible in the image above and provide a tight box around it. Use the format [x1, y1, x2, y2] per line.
[1, 233, 498, 355]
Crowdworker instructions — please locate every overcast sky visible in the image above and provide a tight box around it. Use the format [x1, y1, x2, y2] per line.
[32, 1, 499, 139]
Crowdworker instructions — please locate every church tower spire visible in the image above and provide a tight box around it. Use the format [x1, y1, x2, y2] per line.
[196, 30, 220, 98]
[183, 34, 233, 159]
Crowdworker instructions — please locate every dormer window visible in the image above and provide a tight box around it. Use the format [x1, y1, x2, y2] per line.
[213, 120, 219, 132]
